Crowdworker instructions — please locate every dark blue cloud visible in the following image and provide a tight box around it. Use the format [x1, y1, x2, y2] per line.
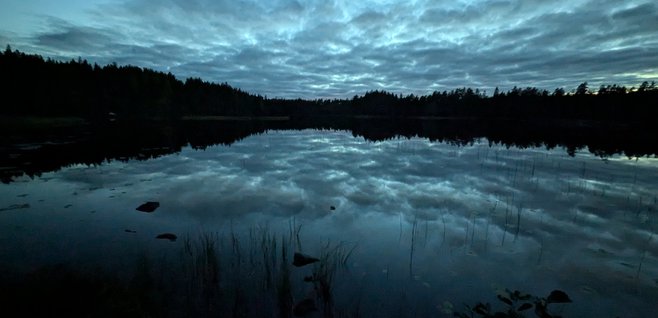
[1, 0, 657, 98]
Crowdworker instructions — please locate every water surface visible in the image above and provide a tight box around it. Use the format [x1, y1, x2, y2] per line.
[1, 129, 657, 317]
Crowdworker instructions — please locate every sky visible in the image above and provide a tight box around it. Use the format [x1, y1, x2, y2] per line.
[1, 0, 657, 98]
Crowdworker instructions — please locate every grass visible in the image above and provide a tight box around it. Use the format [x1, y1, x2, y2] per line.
[0, 116, 87, 133]
[309, 240, 358, 317]
[1, 213, 601, 318]
[277, 239, 293, 318]
[410, 216, 418, 277]
[179, 232, 222, 316]
[171, 224, 358, 317]
[636, 232, 654, 280]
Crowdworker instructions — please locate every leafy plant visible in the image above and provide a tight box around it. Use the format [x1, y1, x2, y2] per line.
[455, 289, 572, 318]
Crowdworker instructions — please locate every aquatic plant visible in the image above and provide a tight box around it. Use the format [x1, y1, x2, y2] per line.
[410, 216, 418, 276]
[294, 241, 357, 318]
[454, 289, 572, 318]
[275, 235, 294, 318]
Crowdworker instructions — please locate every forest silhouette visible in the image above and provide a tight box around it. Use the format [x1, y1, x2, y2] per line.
[2, 117, 657, 184]
[2, 46, 657, 121]
[1, 46, 658, 183]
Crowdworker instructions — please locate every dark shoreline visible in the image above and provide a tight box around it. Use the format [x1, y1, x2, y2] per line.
[2, 116, 656, 184]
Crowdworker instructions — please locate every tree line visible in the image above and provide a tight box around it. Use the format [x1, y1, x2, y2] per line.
[4, 116, 657, 183]
[1, 46, 656, 122]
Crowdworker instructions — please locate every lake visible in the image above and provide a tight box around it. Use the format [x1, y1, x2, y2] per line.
[1, 127, 657, 317]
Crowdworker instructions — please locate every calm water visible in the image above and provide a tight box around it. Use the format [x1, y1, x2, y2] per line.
[1, 129, 657, 317]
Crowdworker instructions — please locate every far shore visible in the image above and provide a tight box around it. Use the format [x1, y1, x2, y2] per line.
[182, 115, 290, 121]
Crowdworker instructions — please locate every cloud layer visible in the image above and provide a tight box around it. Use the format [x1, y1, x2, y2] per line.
[2, 0, 658, 97]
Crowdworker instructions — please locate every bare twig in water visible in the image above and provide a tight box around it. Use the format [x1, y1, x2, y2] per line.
[410, 216, 418, 277]
[636, 232, 654, 280]
[514, 203, 523, 242]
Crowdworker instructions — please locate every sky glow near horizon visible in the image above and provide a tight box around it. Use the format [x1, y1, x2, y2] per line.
[1, 0, 657, 98]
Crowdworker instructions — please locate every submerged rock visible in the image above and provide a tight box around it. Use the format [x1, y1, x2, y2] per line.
[156, 233, 177, 242]
[546, 290, 572, 303]
[293, 252, 319, 267]
[136, 201, 160, 212]
[0, 203, 30, 212]
[293, 298, 317, 317]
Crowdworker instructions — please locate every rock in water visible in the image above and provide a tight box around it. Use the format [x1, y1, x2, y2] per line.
[546, 290, 572, 303]
[293, 252, 319, 267]
[293, 298, 317, 317]
[156, 233, 177, 242]
[136, 201, 159, 212]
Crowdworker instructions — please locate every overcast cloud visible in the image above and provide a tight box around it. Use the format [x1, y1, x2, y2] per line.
[1, 0, 657, 98]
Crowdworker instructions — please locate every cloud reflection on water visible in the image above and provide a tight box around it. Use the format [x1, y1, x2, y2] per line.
[53, 129, 657, 257]
[1, 129, 657, 316]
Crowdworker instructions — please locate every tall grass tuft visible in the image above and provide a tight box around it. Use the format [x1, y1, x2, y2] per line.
[277, 236, 293, 318]
[168, 224, 360, 317]
[259, 226, 278, 291]
[310, 241, 358, 317]
[289, 217, 303, 252]
[179, 232, 221, 316]
[410, 216, 418, 277]
[198, 233, 221, 315]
